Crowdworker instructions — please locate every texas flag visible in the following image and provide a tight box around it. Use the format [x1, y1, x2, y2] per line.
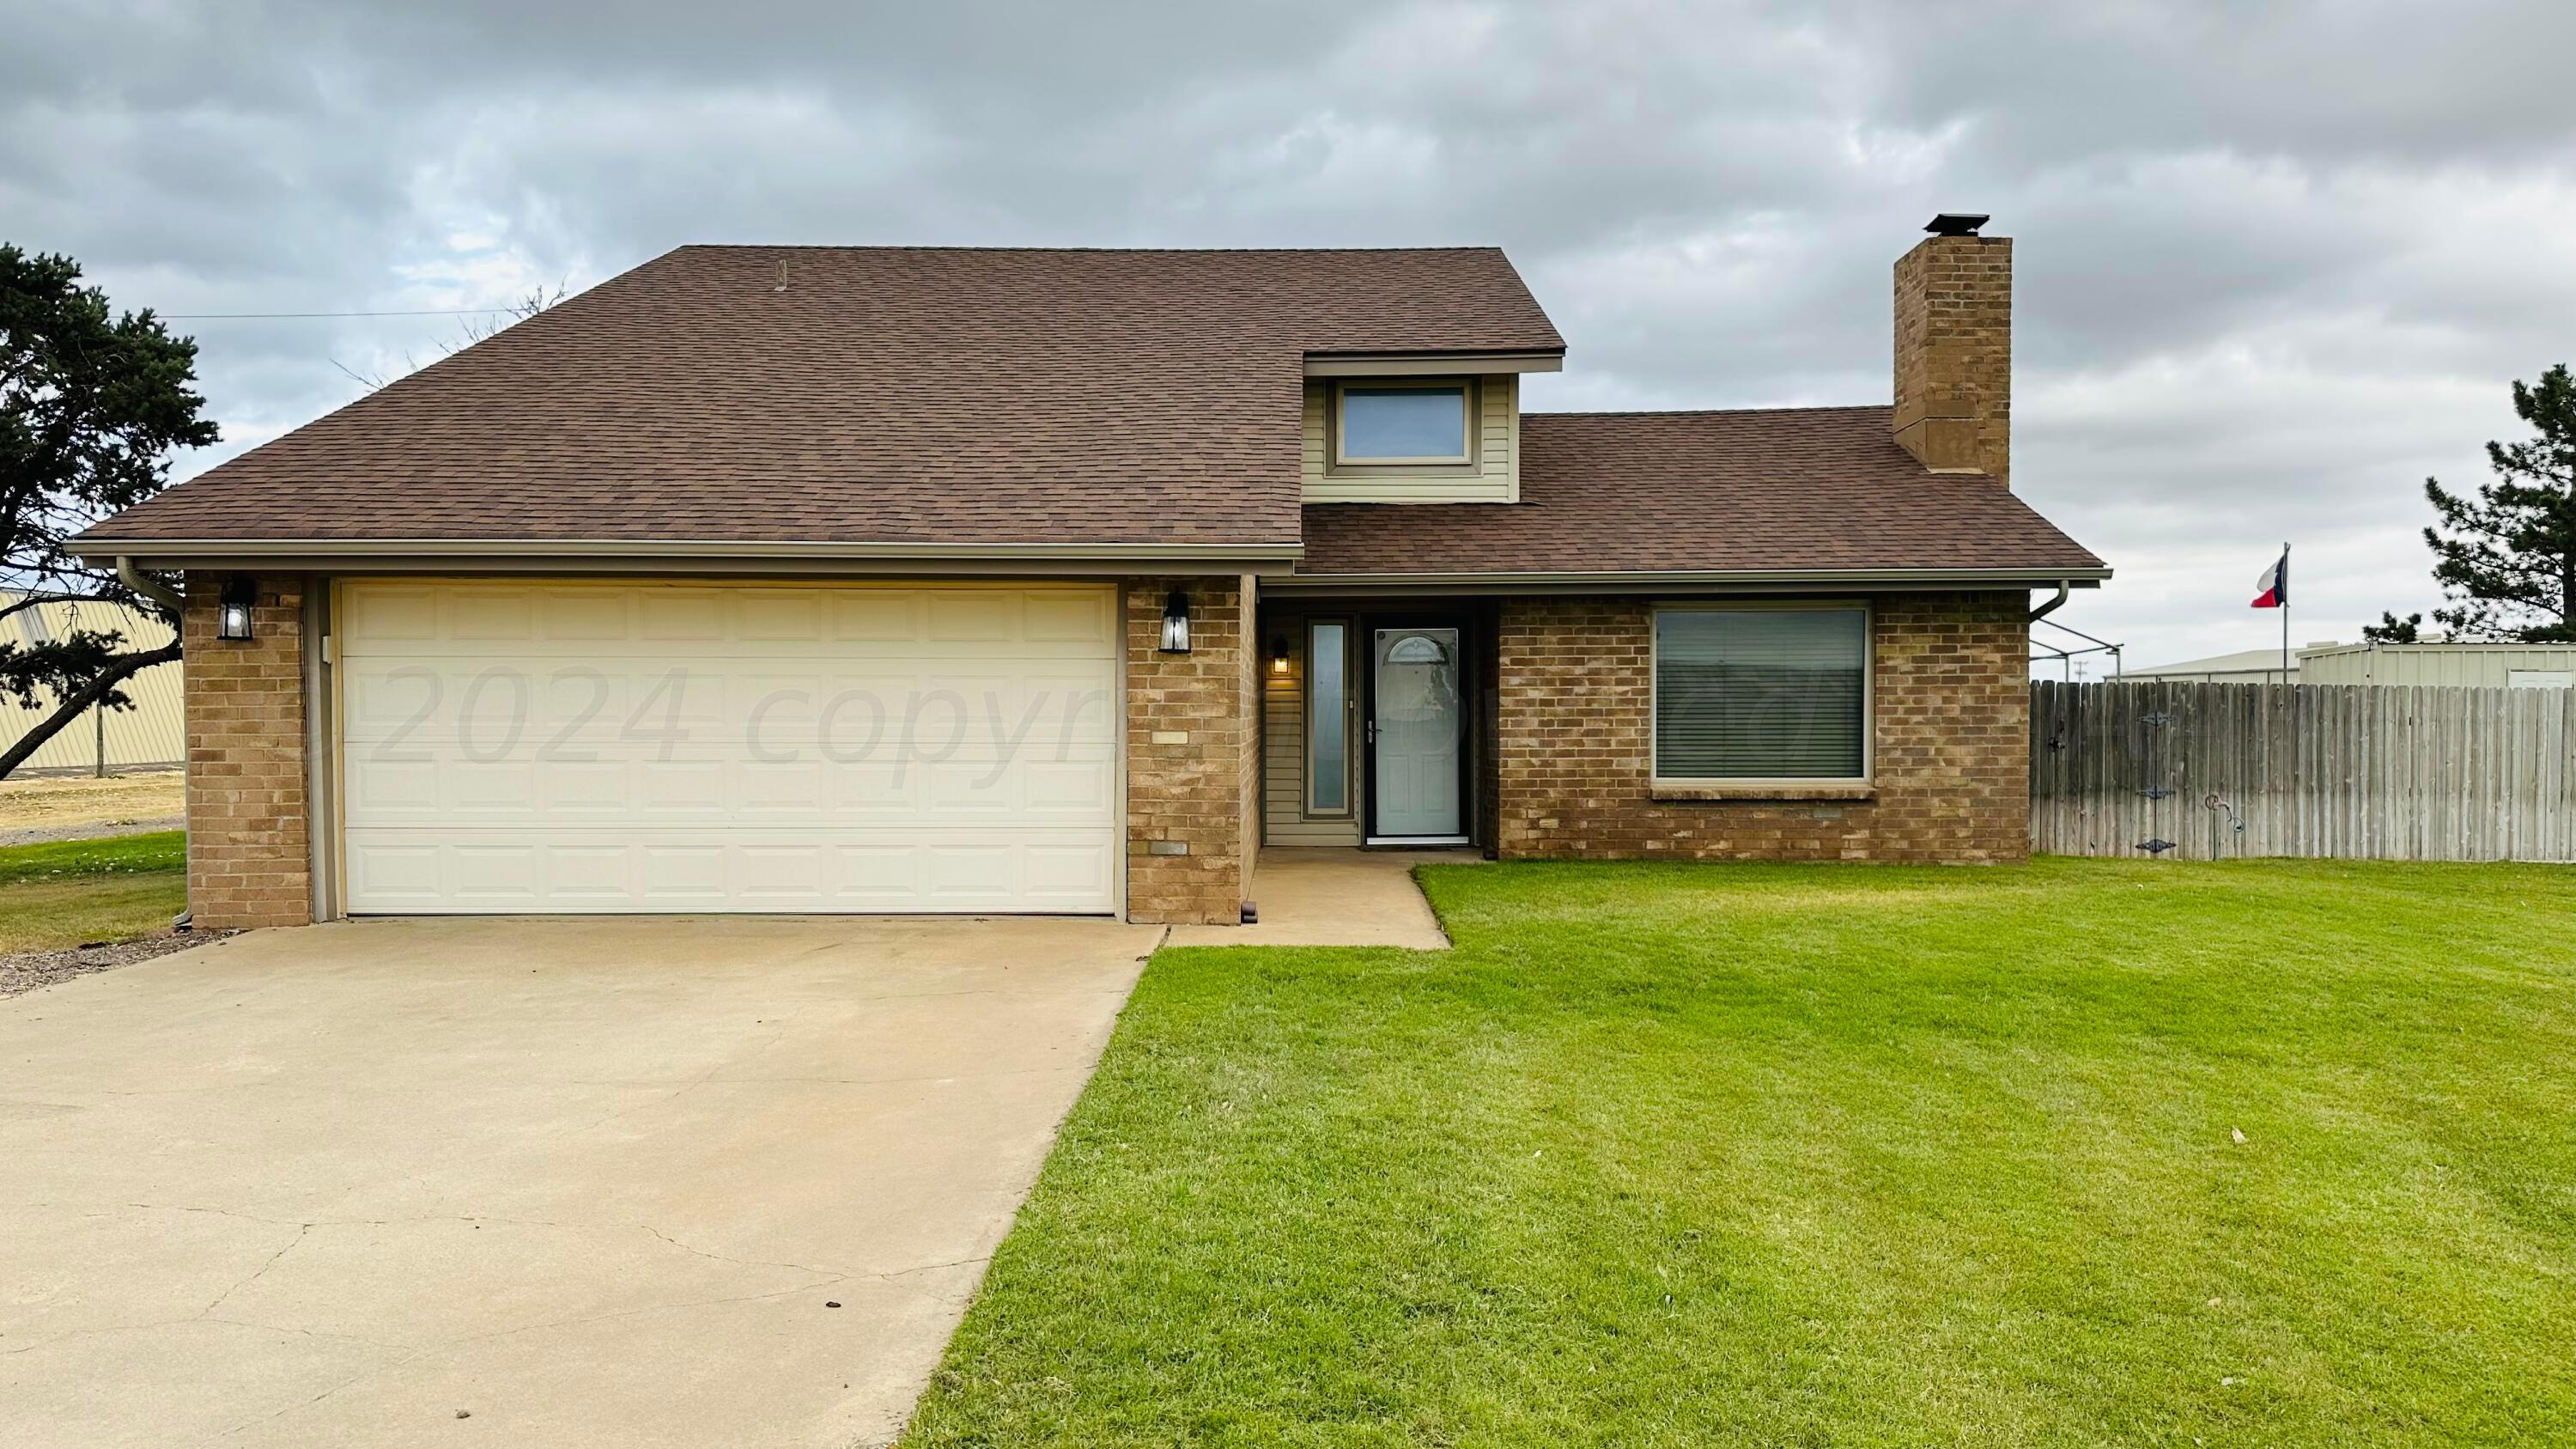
[2251, 549, 2289, 609]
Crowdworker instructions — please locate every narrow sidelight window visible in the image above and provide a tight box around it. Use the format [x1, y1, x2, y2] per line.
[1653, 607, 1868, 782]
[1306, 619, 1350, 813]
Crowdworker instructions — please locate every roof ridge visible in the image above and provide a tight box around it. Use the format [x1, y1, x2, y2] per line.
[666, 243, 1511, 256]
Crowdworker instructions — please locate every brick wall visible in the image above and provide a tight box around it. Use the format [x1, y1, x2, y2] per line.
[1892, 232, 2012, 487]
[1496, 592, 2030, 863]
[1123, 575, 1255, 923]
[182, 571, 313, 928]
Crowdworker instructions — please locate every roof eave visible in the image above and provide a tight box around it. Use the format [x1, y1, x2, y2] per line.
[1303, 349, 1565, 376]
[1270, 564, 2111, 596]
[69, 535, 1307, 577]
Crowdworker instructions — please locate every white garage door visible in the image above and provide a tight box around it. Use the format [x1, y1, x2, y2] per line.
[337, 581, 1120, 914]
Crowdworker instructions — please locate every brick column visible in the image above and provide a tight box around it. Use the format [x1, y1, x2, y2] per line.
[182, 571, 313, 928]
[1123, 575, 1255, 924]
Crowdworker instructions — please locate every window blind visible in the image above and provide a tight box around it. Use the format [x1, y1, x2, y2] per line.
[1654, 609, 1866, 779]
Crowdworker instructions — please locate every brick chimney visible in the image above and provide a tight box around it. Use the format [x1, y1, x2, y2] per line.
[1892, 213, 2011, 487]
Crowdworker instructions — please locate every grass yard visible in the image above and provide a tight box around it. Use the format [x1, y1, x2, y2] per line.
[904, 858, 2576, 1448]
[0, 830, 186, 953]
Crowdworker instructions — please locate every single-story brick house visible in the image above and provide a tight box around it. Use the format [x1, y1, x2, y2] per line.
[75, 216, 2105, 929]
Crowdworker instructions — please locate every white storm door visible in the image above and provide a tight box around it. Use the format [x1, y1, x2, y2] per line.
[337, 581, 1119, 914]
[1370, 626, 1463, 838]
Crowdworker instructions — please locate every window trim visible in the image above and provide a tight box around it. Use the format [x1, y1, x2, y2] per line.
[1303, 616, 1355, 818]
[1329, 377, 1478, 471]
[1647, 600, 1874, 790]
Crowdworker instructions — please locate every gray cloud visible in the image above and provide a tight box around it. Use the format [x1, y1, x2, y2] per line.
[9, 0, 2573, 667]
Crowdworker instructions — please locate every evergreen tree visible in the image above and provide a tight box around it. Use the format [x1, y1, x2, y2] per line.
[2360, 611, 2423, 644]
[1, 245, 217, 777]
[2418, 365, 2576, 642]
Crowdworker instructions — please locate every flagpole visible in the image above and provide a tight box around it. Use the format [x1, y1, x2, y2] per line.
[2280, 540, 2291, 679]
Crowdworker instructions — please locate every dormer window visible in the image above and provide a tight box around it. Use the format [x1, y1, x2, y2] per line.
[1332, 379, 1474, 467]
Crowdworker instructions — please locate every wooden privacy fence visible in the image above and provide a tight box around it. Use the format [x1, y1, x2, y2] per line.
[2029, 680, 2576, 862]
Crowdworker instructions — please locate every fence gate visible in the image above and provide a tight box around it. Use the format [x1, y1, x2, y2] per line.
[2029, 680, 2576, 862]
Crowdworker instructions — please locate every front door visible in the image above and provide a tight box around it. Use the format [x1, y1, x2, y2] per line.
[1371, 626, 1463, 839]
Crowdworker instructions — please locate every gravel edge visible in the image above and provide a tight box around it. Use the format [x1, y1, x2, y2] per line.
[0, 929, 236, 999]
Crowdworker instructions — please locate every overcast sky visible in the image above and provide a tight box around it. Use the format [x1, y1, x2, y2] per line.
[10, 0, 2572, 671]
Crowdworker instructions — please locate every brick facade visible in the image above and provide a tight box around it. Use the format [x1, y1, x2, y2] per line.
[1494, 592, 2030, 863]
[182, 571, 313, 928]
[1892, 233, 2012, 487]
[1123, 575, 1256, 923]
[174, 573, 2017, 931]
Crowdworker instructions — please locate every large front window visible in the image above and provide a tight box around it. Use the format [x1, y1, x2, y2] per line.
[1653, 606, 1869, 782]
[1334, 381, 1472, 466]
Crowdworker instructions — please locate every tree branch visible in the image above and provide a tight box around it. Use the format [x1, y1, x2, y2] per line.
[0, 641, 180, 780]
[0, 591, 106, 624]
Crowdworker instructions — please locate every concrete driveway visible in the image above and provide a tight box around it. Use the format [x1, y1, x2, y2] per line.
[0, 914, 1161, 1448]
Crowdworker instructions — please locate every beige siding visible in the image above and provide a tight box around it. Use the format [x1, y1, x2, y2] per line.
[1301, 374, 1519, 504]
[3, 595, 185, 773]
[1261, 610, 1363, 845]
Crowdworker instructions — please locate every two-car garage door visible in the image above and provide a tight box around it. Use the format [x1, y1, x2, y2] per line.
[337, 580, 1120, 914]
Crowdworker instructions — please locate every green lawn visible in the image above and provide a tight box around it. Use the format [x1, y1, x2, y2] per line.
[0, 830, 186, 952]
[903, 858, 2576, 1447]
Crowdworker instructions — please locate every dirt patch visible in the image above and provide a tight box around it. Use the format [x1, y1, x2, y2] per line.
[0, 770, 185, 834]
[0, 929, 230, 998]
[0, 814, 186, 849]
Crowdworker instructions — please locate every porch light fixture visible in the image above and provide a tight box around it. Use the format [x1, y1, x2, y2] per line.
[216, 575, 257, 642]
[1270, 636, 1291, 674]
[1159, 589, 1192, 654]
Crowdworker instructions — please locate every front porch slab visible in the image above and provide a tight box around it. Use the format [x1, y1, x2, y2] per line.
[1167, 848, 1470, 949]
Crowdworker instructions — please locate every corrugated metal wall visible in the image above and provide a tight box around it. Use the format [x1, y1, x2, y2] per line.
[2, 596, 185, 774]
[2300, 642, 2576, 688]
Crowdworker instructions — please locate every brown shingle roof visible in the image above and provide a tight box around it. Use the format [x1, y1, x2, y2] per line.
[86, 246, 1564, 547]
[1297, 406, 2105, 578]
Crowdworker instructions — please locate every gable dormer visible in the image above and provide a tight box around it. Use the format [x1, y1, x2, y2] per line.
[1299, 353, 1558, 504]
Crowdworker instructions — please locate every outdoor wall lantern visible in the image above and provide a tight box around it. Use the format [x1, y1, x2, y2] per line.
[1270, 636, 1291, 674]
[1159, 589, 1193, 654]
[216, 575, 257, 642]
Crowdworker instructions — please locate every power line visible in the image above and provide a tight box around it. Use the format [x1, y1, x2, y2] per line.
[160, 307, 519, 320]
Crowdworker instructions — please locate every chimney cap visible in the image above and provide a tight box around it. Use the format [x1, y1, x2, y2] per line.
[1925, 213, 1990, 236]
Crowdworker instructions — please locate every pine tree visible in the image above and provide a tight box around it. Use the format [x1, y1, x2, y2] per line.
[2419, 365, 2576, 642]
[2360, 611, 2422, 644]
[1, 245, 218, 777]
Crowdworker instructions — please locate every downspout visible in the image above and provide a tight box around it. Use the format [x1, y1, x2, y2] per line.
[2028, 581, 2069, 623]
[115, 557, 185, 618]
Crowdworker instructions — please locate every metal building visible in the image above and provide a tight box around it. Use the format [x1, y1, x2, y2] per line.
[2, 594, 185, 775]
[2121, 645, 2325, 685]
[2297, 641, 2576, 690]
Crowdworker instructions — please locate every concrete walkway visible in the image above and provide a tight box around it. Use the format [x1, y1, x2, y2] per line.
[0, 913, 1161, 1449]
[1169, 848, 1475, 948]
